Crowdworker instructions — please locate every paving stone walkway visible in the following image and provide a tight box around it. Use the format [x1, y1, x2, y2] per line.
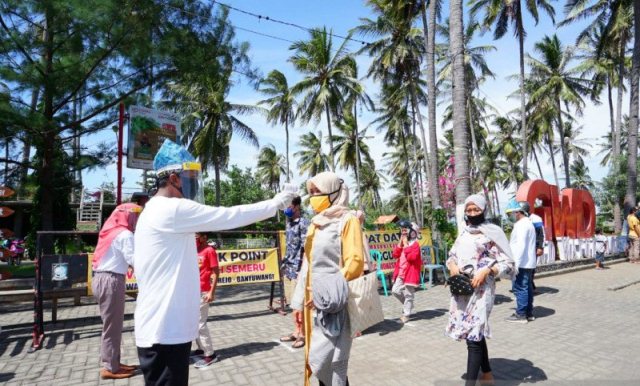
[1, 262, 639, 385]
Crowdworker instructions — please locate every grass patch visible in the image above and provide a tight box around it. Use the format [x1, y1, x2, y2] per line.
[0, 263, 36, 278]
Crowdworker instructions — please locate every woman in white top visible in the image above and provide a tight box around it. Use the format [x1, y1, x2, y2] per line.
[92, 203, 141, 380]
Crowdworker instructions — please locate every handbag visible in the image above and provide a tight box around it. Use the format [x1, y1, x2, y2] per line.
[346, 271, 385, 337]
[446, 274, 474, 296]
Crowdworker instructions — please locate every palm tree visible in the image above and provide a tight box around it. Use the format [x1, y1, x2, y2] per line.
[353, 0, 437, 208]
[289, 28, 359, 172]
[560, 0, 634, 231]
[570, 158, 595, 190]
[449, 0, 470, 203]
[557, 121, 591, 166]
[332, 110, 374, 182]
[492, 116, 523, 188]
[470, 0, 555, 179]
[294, 131, 330, 177]
[256, 145, 286, 194]
[168, 76, 262, 206]
[527, 34, 593, 187]
[257, 70, 296, 182]
[359, 161, 385, 209]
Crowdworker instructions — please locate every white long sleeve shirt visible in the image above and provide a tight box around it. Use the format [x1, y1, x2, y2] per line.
[510, 217, 537, 269]
[94, 231, 134, 275]
[133, 196, 280, 347]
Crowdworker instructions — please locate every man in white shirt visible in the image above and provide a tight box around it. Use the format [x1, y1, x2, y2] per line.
[133, 140, 296, 385]
[504, 200, 537, 324]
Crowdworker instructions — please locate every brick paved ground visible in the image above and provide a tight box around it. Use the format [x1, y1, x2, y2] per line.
[1, 262, 639, 385]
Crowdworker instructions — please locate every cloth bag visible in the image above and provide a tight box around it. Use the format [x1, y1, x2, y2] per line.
[346, 271, 384, 337]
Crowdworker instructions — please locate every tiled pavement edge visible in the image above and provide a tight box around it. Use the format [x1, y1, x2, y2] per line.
[1, 263, 639, 385]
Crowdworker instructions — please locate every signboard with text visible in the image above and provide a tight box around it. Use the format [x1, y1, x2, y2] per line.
[217, 248, 280, 286]
[127, 105, 181, 170]
[366, 229, 433, 274]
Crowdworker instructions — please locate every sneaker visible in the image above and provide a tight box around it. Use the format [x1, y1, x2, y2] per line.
[527, 316, 536, 322]
[189, 349, 204, 358]
[194, 353, 219, 369]
[505, 313, 528, 323]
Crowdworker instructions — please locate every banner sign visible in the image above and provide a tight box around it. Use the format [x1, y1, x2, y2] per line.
[127, 105, 181, 170]
[217, 248, 280, 286]
[366, 230, 433, 274]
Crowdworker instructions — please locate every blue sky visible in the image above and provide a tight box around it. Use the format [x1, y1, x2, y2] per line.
[83, 0, 615, 207]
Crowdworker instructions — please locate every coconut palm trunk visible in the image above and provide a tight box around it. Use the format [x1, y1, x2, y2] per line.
[422, 0, 441, 208]
[467, 95, 492, 215]
[325, 104, 336, 172]
[449, 0, 471, 203]
[353, 102, 361, 203]
[625, 1, 640, 214]
[400, 130, 420, 220]
[284, 119, 291, 182]
[607, 77, 622, 232]
[532, 147, 544, 179]
[556, 99, 571, 187]
[410, 83, 432, 205]
[519, 27, 528, 180]
[614, 37, 625, 164]
[547, 135, 560, 188]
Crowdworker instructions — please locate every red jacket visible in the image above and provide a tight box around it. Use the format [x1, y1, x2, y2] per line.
[392, 241, 422, 286]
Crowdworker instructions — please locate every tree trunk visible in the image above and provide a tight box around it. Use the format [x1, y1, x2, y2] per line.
[532, 147, 543, 180]
[625, 1, 640, 215]
[614, 37, 625, 165]
[19, 88, 40, 199]
[325, 104, 335, 172]
[556, 99, 571, 187]
[285, 119, 290, 182]
[449, 0, 470, 204]
[353, 102, 361, 204]
[40, 7, 54, 232]
[410, 83, 432, 207]
[547, 135, 560, 188]
[493, 186, 501, 215]
[608, 77, 621, 233]
[400, 131, 420, 221]
[423, 0, 441, 208]
[411, 110, 424, 227]
[518, 24, 528, 180]
[214, 162, 221, 206]
[467, 96, 492, 216]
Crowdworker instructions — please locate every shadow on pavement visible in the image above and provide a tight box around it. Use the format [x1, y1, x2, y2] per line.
[534, 286, 559, 296]
[363, 318, 404, 336]
[0, 373, 15, 382]
[411, 308, 448, 321]
[531, 306, 555, 319]
[216, 341, 278, 359]
[490, 357, 548, 384]
[494, 294, 513, 305]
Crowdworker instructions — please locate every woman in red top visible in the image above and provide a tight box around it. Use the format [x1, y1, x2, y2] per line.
[392, 220, 422, 323]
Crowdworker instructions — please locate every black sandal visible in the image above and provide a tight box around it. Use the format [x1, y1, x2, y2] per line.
[279, 334, 297, 342]
[292, 336, 305, 349]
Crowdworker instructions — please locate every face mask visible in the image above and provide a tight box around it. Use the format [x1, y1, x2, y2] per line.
[310, 195, 331, 213]
[284, 207, 294, 218]
[309, 181, 344, 214]
[465, 212, 485, 226]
